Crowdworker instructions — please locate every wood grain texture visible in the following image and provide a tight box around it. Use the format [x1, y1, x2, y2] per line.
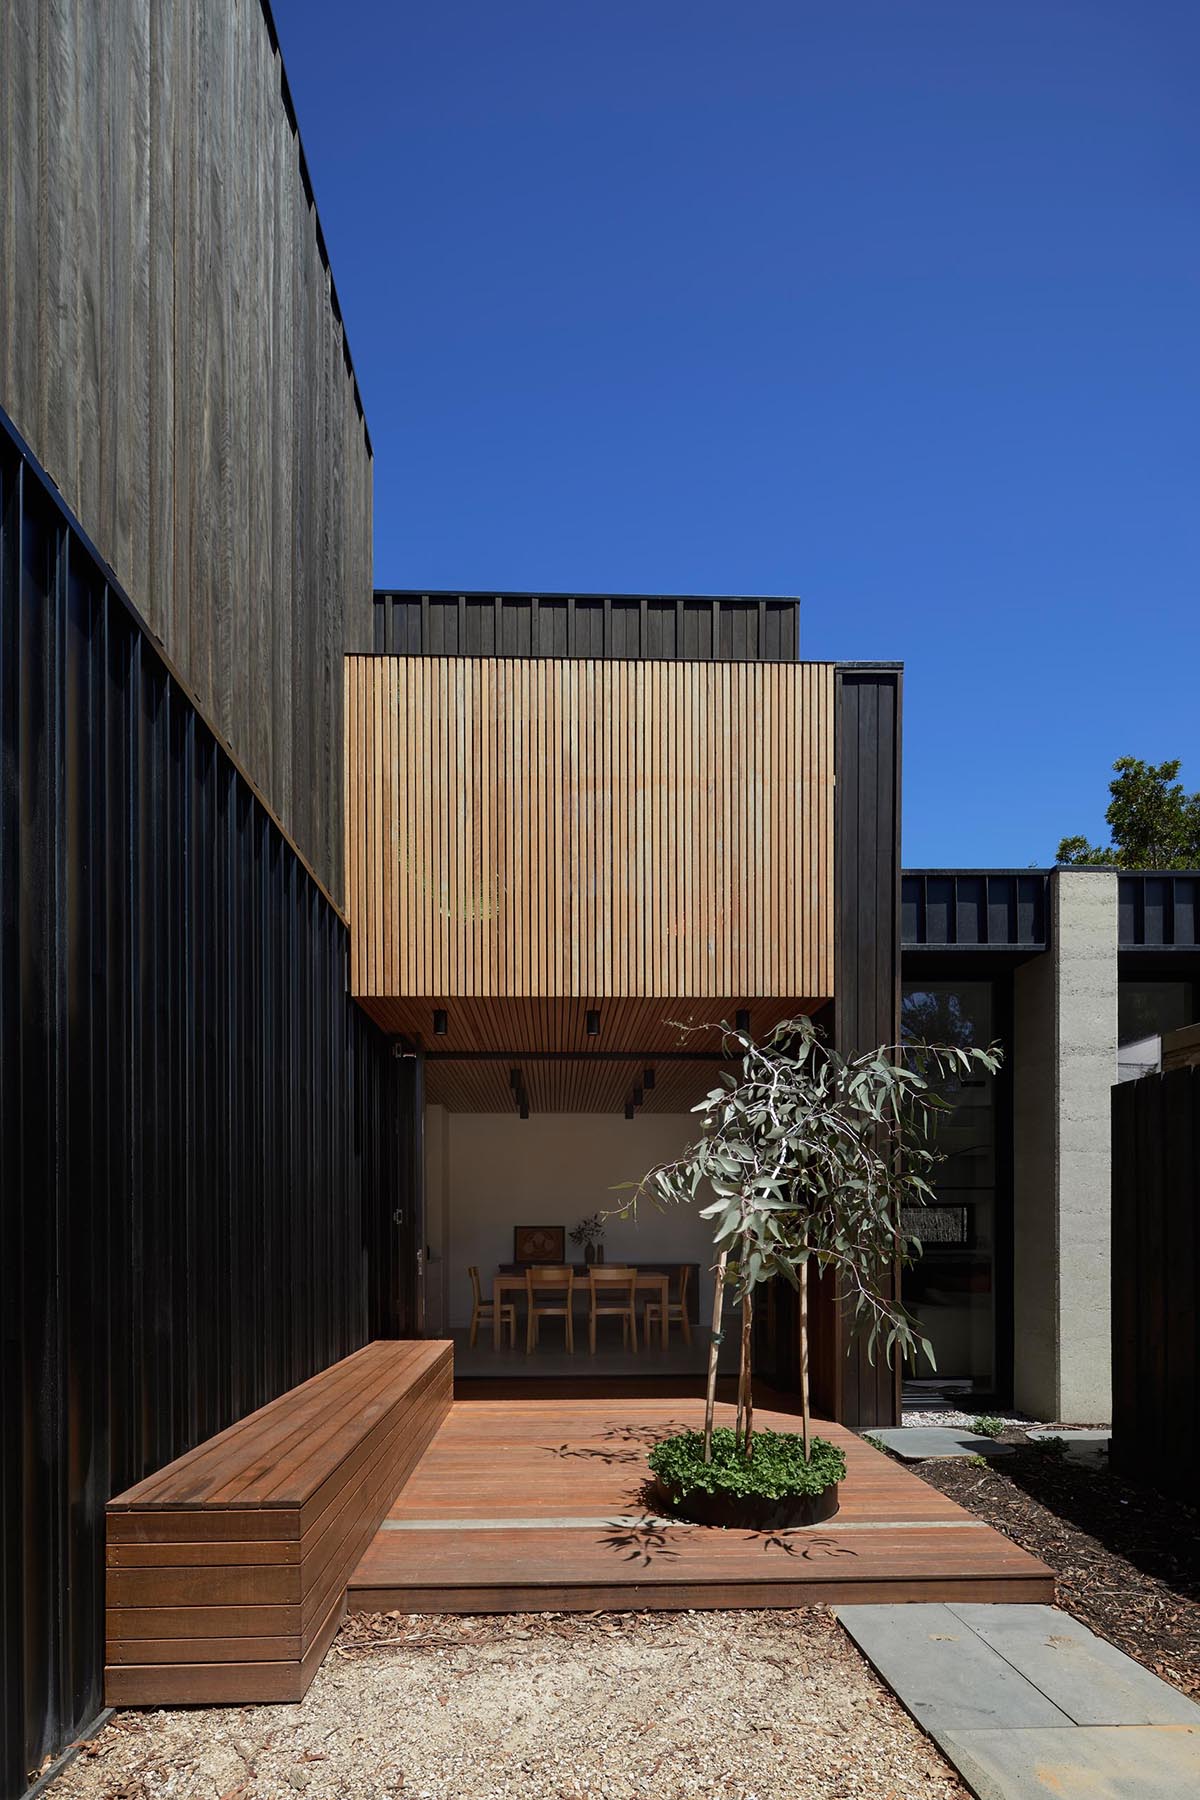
[0, 0, 372, 903]
[345, 1389, 1054, 1611]
[346, 657, 835, 1004]
[103, 1341, 452, 1705]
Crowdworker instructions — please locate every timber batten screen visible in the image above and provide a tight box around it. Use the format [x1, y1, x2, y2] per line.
[346, 656, 834, 1003]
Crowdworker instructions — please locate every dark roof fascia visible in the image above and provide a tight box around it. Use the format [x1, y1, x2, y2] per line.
[903, 867, 1052, 878]
[372, 589, 802, 604]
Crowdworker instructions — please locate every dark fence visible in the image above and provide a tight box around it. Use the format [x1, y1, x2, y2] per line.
[1111, 1066, 1200, 1503]
[0, 411, 417, 1800]
[372, 591, 799, 660]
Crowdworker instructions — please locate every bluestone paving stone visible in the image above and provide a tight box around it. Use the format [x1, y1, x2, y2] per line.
[947, 1603, 1200, 1726]
[1025, 1429, 1109, 1444]
[1025, 1428, 1110, 1467]
[834, 1605, 1071, 1733]
[938, 1724, 1200, 1800]
[870, 1426, 1014, 1461]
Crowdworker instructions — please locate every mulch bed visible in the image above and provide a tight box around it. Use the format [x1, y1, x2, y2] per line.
[913, 1437, 1200, 1699]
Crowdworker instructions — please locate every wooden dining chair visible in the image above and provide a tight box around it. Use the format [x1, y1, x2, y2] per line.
[525, 1266, 575, 1353]
[587, 1266, 638, 1354]
[643, 1264, 692, 1347]
[468, 1266, 516, 1349]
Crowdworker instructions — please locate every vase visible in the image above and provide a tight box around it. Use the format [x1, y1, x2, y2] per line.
[584, 1243, 595, 1266]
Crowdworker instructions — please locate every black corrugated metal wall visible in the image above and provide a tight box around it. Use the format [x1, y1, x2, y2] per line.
[372, 591, 800, 660]
[0, 412, 417, 1800]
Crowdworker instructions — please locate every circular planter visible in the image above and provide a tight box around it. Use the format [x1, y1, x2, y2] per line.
[651, 1479, 840, 1531]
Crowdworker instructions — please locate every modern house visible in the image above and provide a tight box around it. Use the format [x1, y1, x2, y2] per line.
[0, 4, 1194, 1797]
[347, 593, 902, 1428]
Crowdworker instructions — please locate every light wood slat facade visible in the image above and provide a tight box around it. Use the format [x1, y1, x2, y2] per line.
[0, 0, 373, 903]
[346, 657, 834, 1002]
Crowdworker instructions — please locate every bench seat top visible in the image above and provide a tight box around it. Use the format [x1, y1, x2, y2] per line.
[108, 1340, 449, 1512]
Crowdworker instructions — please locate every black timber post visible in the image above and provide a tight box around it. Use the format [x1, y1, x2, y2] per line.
[812, 665, 904, 1428]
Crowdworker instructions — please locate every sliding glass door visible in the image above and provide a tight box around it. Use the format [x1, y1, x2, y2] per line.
[901, 981, 999, 1392]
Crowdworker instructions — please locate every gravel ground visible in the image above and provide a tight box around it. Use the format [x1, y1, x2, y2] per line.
[899, 1410, 1038, 1432]
[52, 1609, 964, 1800]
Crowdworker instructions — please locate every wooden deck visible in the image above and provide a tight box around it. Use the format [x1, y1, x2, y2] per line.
[348, 1385, 1054, 1613]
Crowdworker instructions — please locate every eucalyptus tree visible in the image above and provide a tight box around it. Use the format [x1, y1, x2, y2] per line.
[621, 1015, 1001, 1460]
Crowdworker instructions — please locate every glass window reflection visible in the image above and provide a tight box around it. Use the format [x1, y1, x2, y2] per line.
[901, 981, 997, 1393]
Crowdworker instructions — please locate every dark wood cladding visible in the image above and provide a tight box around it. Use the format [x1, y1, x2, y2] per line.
[0, 0, 372, 903]
[371, 592, 799, 661]
[830, 667, 903, 1428]
[747, 668, 902, 1428]
[780, 669, 903, 1429]
[0, 418, 411, 1800]
[1111, 1067, 1200, 1505]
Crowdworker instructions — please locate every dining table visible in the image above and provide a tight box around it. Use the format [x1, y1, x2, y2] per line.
[491, 1268, 671, 1350]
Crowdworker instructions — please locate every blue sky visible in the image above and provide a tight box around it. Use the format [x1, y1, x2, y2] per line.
[278, 0, 1199, 865]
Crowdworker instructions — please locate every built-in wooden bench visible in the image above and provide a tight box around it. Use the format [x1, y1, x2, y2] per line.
[105, 1339, 452, 1705]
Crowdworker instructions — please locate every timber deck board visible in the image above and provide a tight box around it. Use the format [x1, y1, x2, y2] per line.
[104, 1341, 454, 1704]
[348, 1389, 1054, 1612]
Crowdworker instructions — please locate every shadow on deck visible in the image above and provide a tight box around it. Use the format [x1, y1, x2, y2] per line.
[348, 1383, 1054, 1614]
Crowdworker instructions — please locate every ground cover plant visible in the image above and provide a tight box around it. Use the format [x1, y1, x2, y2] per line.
[649, 1426, 846, 1501]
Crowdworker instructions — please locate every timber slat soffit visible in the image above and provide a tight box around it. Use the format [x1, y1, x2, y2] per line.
[345, 656, 835, 1003]
[356, 996, 823, 1112]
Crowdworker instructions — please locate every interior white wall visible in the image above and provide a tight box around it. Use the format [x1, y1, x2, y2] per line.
[437, 1111, 716, 1330]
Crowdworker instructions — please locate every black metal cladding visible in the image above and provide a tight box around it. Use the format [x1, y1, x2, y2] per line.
[0, 412, 415, 1800]
[371, 591, 800, 660]
[901, 870, 1049, 951]
[1111, 1066, 1200, 1505]
[1118, 872, 1200, 949]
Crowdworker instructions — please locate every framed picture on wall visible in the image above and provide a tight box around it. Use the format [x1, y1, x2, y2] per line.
[513, 1225, 565, 1264]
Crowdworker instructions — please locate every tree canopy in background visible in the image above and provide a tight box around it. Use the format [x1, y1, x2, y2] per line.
[1057, 758, 1200, 870]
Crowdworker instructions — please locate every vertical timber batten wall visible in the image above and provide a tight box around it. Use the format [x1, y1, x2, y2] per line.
[0, 418, 413, 1800]
[0, 0, 372, 902]
[345, 655, 835, 1004]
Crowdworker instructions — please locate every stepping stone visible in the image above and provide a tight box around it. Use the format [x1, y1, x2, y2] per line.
[835, 1604, 1071, 1733]
[947, 1603, 1200, 1727]
[1025, 1429, 1109, 1444]
[1026, 1426, 1109, 1464]
[868, 1426, 1013, 1461]
[940, 1724, 1200, 1799]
